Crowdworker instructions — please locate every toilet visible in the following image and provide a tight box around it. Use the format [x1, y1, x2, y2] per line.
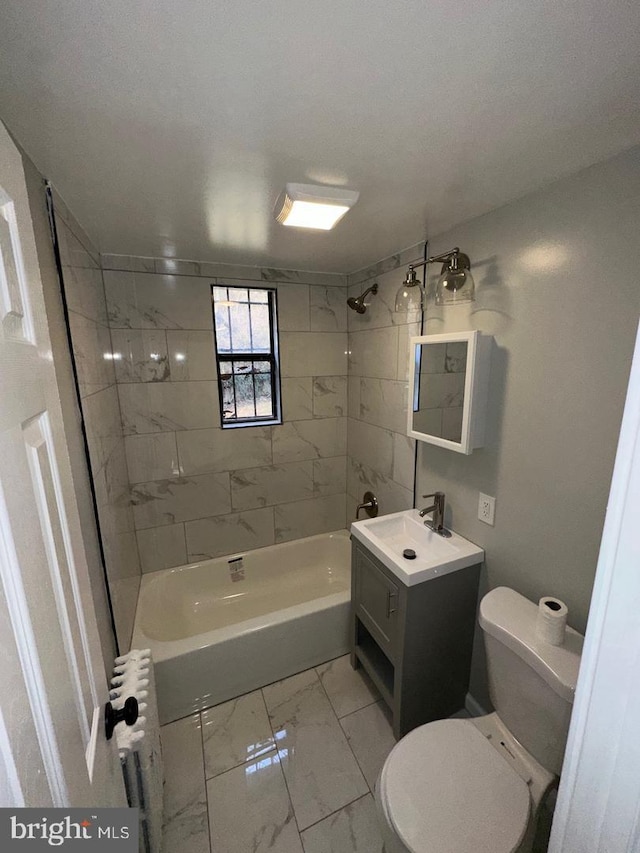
[375, 586, 583, 853]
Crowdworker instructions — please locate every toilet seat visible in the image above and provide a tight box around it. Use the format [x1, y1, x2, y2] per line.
[377, 719, 531, 853]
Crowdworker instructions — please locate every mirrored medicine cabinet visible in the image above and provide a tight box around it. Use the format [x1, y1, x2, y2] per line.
[407, 330, 492, 454]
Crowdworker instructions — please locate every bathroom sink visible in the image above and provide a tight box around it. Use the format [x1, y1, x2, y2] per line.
[351, 509, 484, 586]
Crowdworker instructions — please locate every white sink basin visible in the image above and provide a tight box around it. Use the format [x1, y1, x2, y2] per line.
[350, 509, 484, 586]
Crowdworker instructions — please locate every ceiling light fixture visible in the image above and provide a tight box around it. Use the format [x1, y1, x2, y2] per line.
[275, 183, 359, 230]
[395, 247, 475, 312]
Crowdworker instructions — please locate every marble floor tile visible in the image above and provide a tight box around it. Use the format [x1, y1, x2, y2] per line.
[263, 669, 368, 831]
[300, 794, 384, 853]
[339, 701, 397, 791]
[315, 656, 380, 719]
[207, 755, 303, 853]
[161, 714, 210, 853]
[202, 690, 276, 780]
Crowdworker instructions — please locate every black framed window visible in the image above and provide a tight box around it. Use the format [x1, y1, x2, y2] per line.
[212, 285, 282, 428]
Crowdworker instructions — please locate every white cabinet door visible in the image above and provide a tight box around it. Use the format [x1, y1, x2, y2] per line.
[0, 119, 126, 807]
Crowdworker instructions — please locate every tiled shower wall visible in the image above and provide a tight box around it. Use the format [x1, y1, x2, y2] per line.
[102, 255, 348, 573]
[346, 246, 423, 520]
[54, 206, 141, 651]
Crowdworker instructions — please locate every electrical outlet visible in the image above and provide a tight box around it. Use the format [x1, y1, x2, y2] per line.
[478, 493, 496, 525]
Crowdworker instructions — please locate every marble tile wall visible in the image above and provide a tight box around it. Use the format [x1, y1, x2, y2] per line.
[103, 256, 348, 572]
[346, 245, 422, 523]
[55, 212, 141, 652]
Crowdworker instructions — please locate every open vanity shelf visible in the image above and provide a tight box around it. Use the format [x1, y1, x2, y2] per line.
[350, 537, 481, 739]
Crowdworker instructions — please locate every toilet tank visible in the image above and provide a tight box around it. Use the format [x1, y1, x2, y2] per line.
[479, 587, 583, 776]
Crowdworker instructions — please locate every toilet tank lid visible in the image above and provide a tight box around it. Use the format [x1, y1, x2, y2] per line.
[479, 587, 584, 702]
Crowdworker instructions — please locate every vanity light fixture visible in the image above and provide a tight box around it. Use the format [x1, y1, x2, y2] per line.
[395, 265, 425, 312]
[275, 183, 360, 230]
[395, 247, 475, 312]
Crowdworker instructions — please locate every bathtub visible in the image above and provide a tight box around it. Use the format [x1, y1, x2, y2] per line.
[132, 529, 351, 724]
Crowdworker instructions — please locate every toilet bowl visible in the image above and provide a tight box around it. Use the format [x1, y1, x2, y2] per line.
[375, 587, 583, 853]
[375, 713, 553, 853]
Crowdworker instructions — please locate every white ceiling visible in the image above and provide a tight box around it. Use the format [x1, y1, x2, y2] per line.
[1, 0, 640, 273]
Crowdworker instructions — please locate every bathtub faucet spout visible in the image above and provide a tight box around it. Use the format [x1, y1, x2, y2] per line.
[356, 491, 379, 519]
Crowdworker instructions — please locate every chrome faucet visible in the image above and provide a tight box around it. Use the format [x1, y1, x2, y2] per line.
[419, 492, 451, 537]
[356, 491, 379, 519]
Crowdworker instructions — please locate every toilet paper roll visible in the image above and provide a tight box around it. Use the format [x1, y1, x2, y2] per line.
[536, 596, 568, 646]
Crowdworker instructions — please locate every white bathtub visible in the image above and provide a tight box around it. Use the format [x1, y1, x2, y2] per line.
[132, 529, 351, 723]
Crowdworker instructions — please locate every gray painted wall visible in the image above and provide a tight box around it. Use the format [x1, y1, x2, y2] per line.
[414, 145, 640, 707]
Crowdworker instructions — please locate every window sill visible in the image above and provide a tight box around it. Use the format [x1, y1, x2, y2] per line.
[221, 418, 282, 430]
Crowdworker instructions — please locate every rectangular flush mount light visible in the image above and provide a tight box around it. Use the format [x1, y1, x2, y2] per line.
[275, 183, 359, 230]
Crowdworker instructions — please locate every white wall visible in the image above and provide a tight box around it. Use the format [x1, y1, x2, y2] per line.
[413, 144, 640, 706]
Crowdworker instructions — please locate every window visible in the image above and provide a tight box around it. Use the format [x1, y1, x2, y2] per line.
[212, 285, 282, 427]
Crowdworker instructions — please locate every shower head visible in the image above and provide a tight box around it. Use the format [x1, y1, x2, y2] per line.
[347, 283, 378, 314]
[347, 295, 366, 314]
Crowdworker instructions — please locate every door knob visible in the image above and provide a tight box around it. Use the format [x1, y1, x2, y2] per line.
[104, 696, 139, 741]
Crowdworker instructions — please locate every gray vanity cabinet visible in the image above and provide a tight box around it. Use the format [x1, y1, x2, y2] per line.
[355, 547, 400, 656]
[350, 538, 481, 739]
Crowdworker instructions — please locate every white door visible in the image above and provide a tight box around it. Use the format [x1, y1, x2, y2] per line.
[0, 120, 126, 807]
[548, 320, 640, 852]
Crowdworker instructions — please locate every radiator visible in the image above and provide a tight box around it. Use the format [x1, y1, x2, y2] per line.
[111, 649, 164, 853]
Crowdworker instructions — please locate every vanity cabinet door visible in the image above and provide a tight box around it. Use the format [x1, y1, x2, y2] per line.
[354, 546, 400, 657]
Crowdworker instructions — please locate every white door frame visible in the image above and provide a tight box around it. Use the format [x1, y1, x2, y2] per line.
[549, 318, 640, 852]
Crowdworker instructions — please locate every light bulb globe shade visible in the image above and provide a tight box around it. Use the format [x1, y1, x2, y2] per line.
[435, 268, 475, 305]
[395, 281, 424, 312]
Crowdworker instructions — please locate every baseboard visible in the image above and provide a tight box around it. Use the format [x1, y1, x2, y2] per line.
[465, 692, 489, 718]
